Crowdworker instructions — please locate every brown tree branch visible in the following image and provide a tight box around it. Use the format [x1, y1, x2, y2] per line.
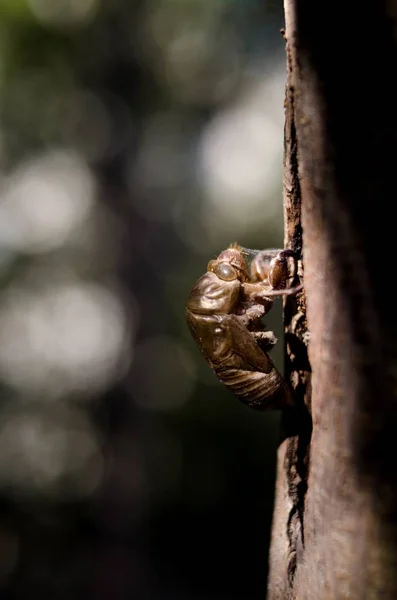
[268, 1, 397, 598]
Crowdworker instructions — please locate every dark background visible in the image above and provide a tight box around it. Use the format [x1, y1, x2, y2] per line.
[0, 1, 286, 598]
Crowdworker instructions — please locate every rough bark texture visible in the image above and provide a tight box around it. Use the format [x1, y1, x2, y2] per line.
[268, 1, 397, 598]
[267, 22, 312, 600]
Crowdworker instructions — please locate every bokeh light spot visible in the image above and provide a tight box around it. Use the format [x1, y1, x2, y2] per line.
[0, 406, 103, 499]
[0, 282, 132, 398]
[28, 0, 98, 28]
[0, 150, 95, 254]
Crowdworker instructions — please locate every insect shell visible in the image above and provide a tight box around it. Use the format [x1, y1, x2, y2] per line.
[186, 244, 295, 410]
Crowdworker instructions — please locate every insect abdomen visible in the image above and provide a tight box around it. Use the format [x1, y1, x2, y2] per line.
[215, 364, 292, 410]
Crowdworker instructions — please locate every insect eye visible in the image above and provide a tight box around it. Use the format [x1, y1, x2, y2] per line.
[213, 262, 238, 281]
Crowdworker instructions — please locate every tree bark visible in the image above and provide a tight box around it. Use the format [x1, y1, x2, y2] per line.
[268, 1, 397, 598]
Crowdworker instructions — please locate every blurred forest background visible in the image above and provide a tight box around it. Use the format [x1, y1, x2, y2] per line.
[0, 1, 286, 598]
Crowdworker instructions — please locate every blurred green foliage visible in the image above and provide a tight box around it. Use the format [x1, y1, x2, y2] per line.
[0, 0, 285, 597]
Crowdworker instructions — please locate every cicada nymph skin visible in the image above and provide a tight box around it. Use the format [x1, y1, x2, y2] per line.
[186, 244, 299, 410]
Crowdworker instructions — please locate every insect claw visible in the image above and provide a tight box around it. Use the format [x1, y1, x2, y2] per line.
[259, 283, 303, 298]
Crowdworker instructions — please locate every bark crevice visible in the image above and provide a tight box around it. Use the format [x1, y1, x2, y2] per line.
[267, 26, 312, 598]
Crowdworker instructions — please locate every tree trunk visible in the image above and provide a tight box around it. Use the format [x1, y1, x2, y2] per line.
[267, 1, 397, 598]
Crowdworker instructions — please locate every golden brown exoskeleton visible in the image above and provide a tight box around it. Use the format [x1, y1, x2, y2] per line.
[186, 244, 300, 410]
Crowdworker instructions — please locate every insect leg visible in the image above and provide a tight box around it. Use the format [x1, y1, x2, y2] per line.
[252, 330, 278, 350]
